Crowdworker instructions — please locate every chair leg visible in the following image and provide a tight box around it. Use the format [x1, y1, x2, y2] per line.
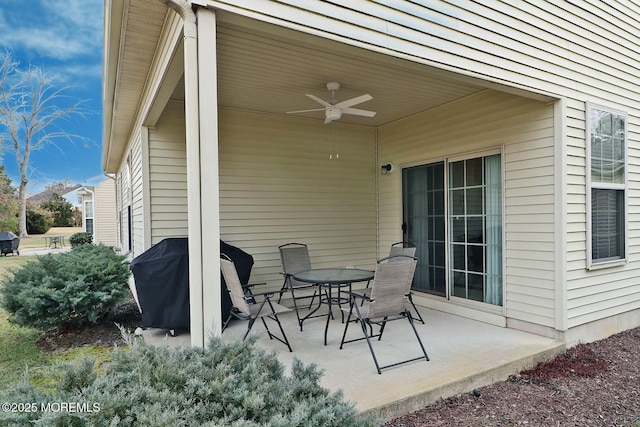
[262, 299, 293, 352]
[377, 317, 389, 341]
[270, 312, 293, 352]
[408, 293, 425, 324]
[407, 312, 429, 361]
[339, 305, 354, 349]
[307, 288, 321, 309]
[361, 319, 382, 374]
[243, 317, 257, 340]
[288, 283, 306, 331]
[277, 278, 289, 303]
[222, 311, 234, 332]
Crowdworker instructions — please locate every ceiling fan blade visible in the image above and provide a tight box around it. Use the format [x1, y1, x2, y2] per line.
[286, 108, 325, 114]
[335, 94, 373, 109]
[306, 94, 332, 107]
[324, 116, 333, 124]
[341, 107, 376, 117]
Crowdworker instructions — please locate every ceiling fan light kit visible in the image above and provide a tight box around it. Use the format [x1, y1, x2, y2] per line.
[286, 81, 376, 124]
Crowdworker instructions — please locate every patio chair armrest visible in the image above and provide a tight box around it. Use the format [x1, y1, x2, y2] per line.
[242, 282, 267, 291]
[344, 290, 369, 302]
[246, 289, 278, 299]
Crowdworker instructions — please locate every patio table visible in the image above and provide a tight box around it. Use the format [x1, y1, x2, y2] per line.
[44, 235, 65, 249]
[293, 267, 374, 345]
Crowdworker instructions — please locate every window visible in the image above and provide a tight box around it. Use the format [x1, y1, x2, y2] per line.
[587, 104, 627, 267]
[84, 200, 94, 235]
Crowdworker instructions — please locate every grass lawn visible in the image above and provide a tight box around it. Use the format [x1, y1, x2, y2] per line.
[0, 247, 111, 392]
[0, 255, 31, 275]
[17, 226, 82, 250]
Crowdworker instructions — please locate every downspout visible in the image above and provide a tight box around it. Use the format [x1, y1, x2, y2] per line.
[159, 0, 205, 347]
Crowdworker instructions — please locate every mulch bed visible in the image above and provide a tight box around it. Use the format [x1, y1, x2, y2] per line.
[36, 300, 142, 352]
[383, 327, 640, 426]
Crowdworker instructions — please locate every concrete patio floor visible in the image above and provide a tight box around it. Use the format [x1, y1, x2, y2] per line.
[142, 303, 564, 421]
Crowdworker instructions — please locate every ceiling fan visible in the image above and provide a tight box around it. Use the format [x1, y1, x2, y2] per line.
[286, 82, 376, 124]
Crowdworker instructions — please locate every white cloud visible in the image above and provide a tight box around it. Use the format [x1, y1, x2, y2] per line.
[0, 0, 102, 61]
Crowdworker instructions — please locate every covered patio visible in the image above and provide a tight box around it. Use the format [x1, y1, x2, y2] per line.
[105, 0, 565, 351]
[142, 303, 564, 420]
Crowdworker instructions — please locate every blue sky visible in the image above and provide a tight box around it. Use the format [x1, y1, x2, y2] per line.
[0, 0, 103, 195]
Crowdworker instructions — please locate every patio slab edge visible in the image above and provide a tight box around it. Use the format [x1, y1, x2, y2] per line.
[362, 340, 566, 421]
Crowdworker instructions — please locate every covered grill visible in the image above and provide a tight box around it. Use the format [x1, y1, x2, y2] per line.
[0, 231, 19, 256]
[129, 238, 254, 332]
[130, 238, 190, 331]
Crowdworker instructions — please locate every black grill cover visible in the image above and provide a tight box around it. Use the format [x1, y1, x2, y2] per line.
[0, 231, 19, 255]
[220, 241, 254, 322]
[129, 238, 255, 329]
[130, 238, 190, 330]
[0, 231, 17, 242]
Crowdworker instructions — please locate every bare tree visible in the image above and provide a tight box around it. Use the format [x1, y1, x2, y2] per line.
[0, 52, 86, 237]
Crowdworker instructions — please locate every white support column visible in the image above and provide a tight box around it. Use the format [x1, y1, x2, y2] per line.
[171, 1, 205, 347]
[196, 7, 222, 341]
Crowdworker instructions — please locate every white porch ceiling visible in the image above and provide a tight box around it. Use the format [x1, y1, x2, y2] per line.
[106, 1, 534, 171]
[210, 19, 486, 127]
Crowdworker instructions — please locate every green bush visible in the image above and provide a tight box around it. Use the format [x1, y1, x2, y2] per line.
[69, 231, 93, 247]
[0, 245, 130, 330]
[0, 336, 379, 426]
[26, 208, 53, 234]
[0, 216, 18, 234]
[41, 193, 76, 227]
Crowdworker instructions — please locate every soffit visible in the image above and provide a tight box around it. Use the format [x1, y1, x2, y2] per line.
[104, 0, 167, 172]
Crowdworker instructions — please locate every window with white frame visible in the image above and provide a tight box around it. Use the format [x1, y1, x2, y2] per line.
[587, 103, 627, 267]
[84, 200, 94, 235]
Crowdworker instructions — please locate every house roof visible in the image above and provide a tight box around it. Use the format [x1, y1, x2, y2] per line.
[27, 185, 82, 205]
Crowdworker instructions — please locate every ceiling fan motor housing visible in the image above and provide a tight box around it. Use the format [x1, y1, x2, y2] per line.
[326, 106, 342, 121]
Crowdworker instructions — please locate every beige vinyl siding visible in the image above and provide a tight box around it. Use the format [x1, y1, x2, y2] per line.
[94, 179, 117, 247]
[115, 129, 144, 257]
[218, 108, 377, 288]
[378, 90, 556, 326]
[115, 173, 126, 252]
[148, 101, 188, 244]
[130, 130, 145, 257]
[210, 0, 640, 338]
[211, 1, 639, 107]
[565, 101, 640, 328]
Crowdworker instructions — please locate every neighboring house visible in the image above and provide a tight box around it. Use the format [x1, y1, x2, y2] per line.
[28, 184, 83, 227]
[102, 0, 640, 347]
[28, 185, 82, 210]
[77, 179, 118, 248]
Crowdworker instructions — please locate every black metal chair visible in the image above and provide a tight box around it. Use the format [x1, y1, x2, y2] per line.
[220, 254, 293, 352]
[340, 254, 429, 374]
[278, 243, 320, 330]
[359, 242, 425, 324]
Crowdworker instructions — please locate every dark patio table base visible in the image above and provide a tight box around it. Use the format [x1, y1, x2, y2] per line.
[293, 268, 374, 345]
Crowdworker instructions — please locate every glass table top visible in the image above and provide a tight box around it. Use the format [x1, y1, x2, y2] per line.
[293, 268, 374, 285]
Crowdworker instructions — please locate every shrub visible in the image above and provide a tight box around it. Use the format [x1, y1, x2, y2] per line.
[41, 193, 75, 227]
[0, 244, 130, 330]
[0, 216, 18, 234]
[26, 208, 53, 234]
[69, 231, 93, 247]
[0, 336, 379, 426]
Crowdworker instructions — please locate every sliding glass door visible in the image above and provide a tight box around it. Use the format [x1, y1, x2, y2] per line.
[402, 153, 503, 306]
[402, 162, 446, 296]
